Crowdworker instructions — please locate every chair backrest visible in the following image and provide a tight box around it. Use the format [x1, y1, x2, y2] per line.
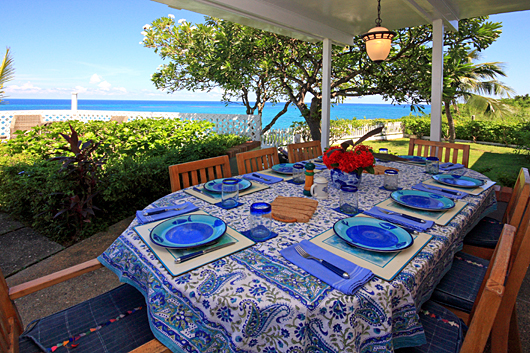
[287, 141, 322, 163]
[503, 168, 530, 227]
[236, 147, 279, 175]
[0, 267, 23, 353]
[460, 224, 515, 353]
[110, 116, 128, 124]
[169, 155, 232, 192]
[408, 138, 470, 168]
[10, 115, 43, 136]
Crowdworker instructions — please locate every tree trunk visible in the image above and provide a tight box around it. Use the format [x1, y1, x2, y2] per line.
[305, 96, 322, 142]
[444, 100, 456, 143]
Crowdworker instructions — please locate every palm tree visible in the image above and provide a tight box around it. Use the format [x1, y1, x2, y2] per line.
[442, 49, 514, 142]
[0, 47, 15, 104]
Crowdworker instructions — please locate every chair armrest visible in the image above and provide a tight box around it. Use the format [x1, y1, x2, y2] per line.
[8, 259, 103, 300]
[129, 338, 171, 353]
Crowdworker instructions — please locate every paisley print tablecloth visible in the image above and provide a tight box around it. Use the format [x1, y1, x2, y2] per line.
[98, 163, 496, 353]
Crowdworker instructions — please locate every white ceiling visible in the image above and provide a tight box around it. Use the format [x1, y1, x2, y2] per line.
[153, 0, 530, 45]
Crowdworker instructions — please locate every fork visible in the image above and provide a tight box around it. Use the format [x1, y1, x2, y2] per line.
[295, 245, 350, 279]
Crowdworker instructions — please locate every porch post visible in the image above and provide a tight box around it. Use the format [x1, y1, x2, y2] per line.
[321, 38, 332, 149]
[430, 19, 444, 142]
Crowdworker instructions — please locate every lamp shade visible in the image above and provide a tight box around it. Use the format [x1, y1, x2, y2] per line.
[361, 26, 395, 63]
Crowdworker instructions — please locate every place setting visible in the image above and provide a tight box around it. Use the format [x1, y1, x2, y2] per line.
[184, 177, 270, 204]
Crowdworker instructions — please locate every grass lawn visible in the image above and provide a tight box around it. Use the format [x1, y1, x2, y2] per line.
[363, 139, 528, 187]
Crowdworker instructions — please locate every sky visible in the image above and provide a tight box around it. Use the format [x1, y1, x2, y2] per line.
[1, 0, 530, 103]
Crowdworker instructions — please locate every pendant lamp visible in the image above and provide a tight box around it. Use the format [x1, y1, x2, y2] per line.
[360, 0, 396, 63]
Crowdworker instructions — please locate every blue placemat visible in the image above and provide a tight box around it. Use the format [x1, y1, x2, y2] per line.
[241, 229, 278, 242]
[214, 201, 244, 210]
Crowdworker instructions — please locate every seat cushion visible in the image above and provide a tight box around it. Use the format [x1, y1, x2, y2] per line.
[463, 216, 503, 249]
[430, 251, 489, 313]
[395, 300, 466, 353]
[19, 284, 154, 353]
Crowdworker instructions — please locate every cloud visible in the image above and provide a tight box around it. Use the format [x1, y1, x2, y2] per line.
[89, 74, 102, 84]
[112, 87, 127, 94]
[5, 82, 42, 93]
[98, 81, 112, 91]
[74, 86, 88, 93]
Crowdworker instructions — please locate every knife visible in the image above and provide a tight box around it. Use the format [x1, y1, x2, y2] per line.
[143, 204, 188, 216]
[377, 208, 426, 223]
[192, 187, 217, 199]
[252, 173, 272, 182]
[174, 242, 236, 264]
[422, 184, 463, 196]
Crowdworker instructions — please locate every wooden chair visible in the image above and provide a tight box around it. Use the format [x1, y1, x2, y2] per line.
[236, 147, 279, 175]
[169, 155, 232, 192]
[110, 116, 128, 124]
[463, 167, 530, 259]
[408, 138, 470, 168]
[9, 115, 44, 138]
[287, 140, 323, 163]
[400, 224, 515, 353]
[1, 258, 170, 353]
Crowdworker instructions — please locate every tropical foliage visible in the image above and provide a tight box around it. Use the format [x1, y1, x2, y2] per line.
[0, 48, 15, 103]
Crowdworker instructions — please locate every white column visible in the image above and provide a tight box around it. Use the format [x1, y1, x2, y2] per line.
[321, 38, 332, 150]
[71, 92, 78, 116]
[430, 19, 444, 142]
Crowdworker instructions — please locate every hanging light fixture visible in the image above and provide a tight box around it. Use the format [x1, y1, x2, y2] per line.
[360, 0, 396, 63]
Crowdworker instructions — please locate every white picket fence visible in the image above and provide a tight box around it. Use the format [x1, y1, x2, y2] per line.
[0, 110, 262, 141]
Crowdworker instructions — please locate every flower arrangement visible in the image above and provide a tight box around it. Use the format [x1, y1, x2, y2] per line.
[322, 144, 375, 175]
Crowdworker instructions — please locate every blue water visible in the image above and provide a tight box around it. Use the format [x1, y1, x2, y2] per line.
[0, 99, 430, 129]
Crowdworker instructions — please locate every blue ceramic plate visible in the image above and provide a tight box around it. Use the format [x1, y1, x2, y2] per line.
[272, 163, 295, 175]
[203, 178, 252, 193]
[333, 217, 414, 252]
[397, 155, 427, 164]
[432, 174, 485, 188]
[390, 190, 455, 211]
[150, 214, 227, 249]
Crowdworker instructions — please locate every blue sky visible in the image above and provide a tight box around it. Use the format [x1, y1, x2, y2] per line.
[2, 0, 529, 103]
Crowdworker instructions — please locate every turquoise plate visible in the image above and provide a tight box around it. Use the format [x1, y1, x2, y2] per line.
[333, 217, 413, 252]
[397, 155, 427, 164]
[272, 163, 295, 175]
[203, 178, 252, 193]
[391, 189, 455, 211]
[432, 174, 485, 188]
[150, 214, 227, 249]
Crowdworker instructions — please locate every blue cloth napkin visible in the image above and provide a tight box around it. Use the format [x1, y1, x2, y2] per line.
[136, 202, 199, 224]
[243, 173, 283, 184]
[300, 160, 328, 170]
[439, 162, 465, 171]
[363, 206, 434, 232]
[412, 183, 468, 199]
[280, 240, 374, 295]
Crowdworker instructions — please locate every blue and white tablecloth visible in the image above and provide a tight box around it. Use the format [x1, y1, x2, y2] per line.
[98, 163, 496, 353]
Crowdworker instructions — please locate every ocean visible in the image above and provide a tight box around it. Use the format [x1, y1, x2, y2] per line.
[0, 99, 430, 130]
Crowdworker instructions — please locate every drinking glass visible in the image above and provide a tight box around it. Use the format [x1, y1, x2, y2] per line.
[340, 185, 358, 215]
[292, 163, 305, 184]
[221, 178, 239, 208]
[383, 169, 399, 190]
[249, 202, 272, 240]
[425, 157, 439, 174]
[379, 148, 389, 154]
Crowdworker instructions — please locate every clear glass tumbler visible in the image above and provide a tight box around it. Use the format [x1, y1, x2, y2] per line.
[221, 178, 239, 208]
[383, 169, 399, 190]
[379, 148, 389, 154]
[292, 163, 305, 184]
[340, 185, 358, 215]
[425, 157, 440, 174]
[249, 202, 272, 240]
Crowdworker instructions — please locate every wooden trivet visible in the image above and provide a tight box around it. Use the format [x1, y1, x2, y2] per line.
[271, 196, 318, 223]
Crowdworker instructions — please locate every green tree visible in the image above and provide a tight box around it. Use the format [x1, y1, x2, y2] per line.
[143, 17, 501, 141]
[442, 49, 514, 142]
[0, 48, 15, 104]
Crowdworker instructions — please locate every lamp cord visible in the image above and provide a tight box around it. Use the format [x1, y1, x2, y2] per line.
[376, 0, 382, 27]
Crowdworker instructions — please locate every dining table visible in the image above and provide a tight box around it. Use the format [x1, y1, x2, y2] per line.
[98, 161, 497, 353]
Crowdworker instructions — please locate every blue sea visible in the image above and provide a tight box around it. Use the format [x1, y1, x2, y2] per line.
[0, 99, 430, 129]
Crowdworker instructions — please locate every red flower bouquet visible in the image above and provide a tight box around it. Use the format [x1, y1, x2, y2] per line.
[322, 144, 375, 175]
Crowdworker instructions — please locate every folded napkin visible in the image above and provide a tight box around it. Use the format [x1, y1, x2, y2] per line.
[412, 183, 468, 200]
[363, 206, 434, 232]
[280, 240, 374, 295]
[243, 173, 283, 184]
[136, 202, 199, 224]
[300, 161, 328, 170]
[439, 162, 464, 171]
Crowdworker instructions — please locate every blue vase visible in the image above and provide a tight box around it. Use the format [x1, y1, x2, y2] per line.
[330, 168, 363, 189]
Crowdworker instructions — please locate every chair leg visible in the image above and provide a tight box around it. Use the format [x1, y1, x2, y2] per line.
[491, 306, 512, 353]
[508, 309, 522, 353]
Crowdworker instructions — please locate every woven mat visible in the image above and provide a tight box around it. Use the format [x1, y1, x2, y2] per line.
[271, 196, 318, 223]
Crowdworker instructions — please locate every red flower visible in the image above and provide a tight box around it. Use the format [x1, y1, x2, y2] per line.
[323, 144, 375, 174]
